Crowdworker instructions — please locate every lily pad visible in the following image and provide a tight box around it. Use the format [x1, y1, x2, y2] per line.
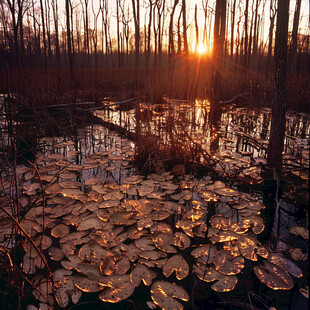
[130, 263, 157, 286]
[254, 261, 294, 290]
[163, 255, 189, 280]
[151, 281, 189, 310]
[213, 250, 244, 275]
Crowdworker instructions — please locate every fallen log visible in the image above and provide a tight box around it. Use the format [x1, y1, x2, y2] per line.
[220, 92, 249, 105]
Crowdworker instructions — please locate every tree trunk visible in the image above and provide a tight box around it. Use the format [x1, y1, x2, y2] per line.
[267, 0, 290, 169]
[52, 0, 61, 67]
[194, 4, 199, 52]
[182, 0, 188, 54]
[147, 0, 153, 77]
[266, 0, 276, 76]
[243, 0, 249, 68]
[289, 0, 301, 73]
[230, 0, 236, 59]
[169, 0, 178, 64]
[40, 0, 47, 70]
[131, 0, 140, 86]
[65, 0, 74, 81]
[211, 0, 226, 124]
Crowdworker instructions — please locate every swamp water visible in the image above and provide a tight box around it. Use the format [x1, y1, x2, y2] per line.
[0, 99, 309, 310]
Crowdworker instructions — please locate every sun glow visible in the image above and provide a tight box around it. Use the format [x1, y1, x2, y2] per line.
[197, 42, 207, 55]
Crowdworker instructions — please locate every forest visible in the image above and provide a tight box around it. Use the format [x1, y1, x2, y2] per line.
[0, 0, 309, 309]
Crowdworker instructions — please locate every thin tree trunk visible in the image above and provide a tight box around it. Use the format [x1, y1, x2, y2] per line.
[267, 0, 290, 168]
[65, 0, 74, 81]
[182, 0, 188, 54]
[131, 0, 140, 86]
[195, 4, 199, 52]
[40, 0, 47, 70]
[230, 0, 236, 59]
[211, 0, 226, 124]
[290, 0, 301, 73]
[266, 0, 276, 76]
[243, 0, 249, 68]
[52, 0, 61, 67]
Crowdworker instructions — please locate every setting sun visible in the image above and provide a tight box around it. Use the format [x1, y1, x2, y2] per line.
[197, 42, 207, 55]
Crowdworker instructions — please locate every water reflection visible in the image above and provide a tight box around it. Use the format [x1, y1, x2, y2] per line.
[95, 99, 310, 170]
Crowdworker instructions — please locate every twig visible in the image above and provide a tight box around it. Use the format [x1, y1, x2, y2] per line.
[0, 205, 52, 277]
[273, 167, 280, 239]
[25, 159, 47, 249]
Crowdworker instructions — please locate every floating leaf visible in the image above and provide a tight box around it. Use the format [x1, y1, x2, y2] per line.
[61, 255, 83, 270]
[151, 281, 189, 310]
[139, 250, 164, 260]
[205, 181, 225, 191]
[51, 224, 70, 238]
[267, 253, 303, 278]
[99, 284, 135, 303]
[59, 180, 82, 189]
[78, 241, 111, 264]
[290, 248, 308, 261]
[109, 211, 137, 225]
[150, 223, 173, 235]
[191, 245, 217, 264]
[300, 286, 309, 299]
[236, 235, 259, 261]
[289, 226, 309, 239]
[76, 263, 101, 278]
[152, 233, 177, 253]
[163, 255, 189, 280]
[198, 190, 220, 202]
[48, 247, 64, 261]
[176, 219, 204, 237]
[254, 261, 294, 290]
[149, 210, 170, 220]
[210, 275, 238, 292]
[240, 215, 265, 234]
[210, 230, 239, 243]
[213, 250, 244, 275]
[127, 244, 141, 262]
[74, 276, 103, 292]
[130, 263, 157, 286]
[53, 269, 72, 282]
[71, 289, 82, 304]
[135, 237, 156, 251]
[137, 218, 154, 231]
[174, 232, 191, 250]
[55, 288, 70, 307]
[84, 177, 100, 186]
[35, 235, 52, 250]
[214, 187, 239, 197]
[123, 175, 144, 185]
[210, 215, 231, 230]
[194, 265, 221, 282]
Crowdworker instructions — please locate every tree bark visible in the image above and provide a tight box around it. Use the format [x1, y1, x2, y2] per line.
[211, 0, 226, 124]
[65, 0, 74, 81]
[267, 0, 290, 169]
[290, 0, 301, 73]
[182, 0, 188, 54]
[230, 0, 236, 59]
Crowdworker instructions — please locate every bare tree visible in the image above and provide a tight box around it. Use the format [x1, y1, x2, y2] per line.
[168, 0, 179, 65]
[131, 0, 140, 83]
[230, 0, 236, 59]
[289, 0, 301, 73]
[267, 0, 290, 168]
[243, 0, 249, 68]
[181, 0, 188, 54]
[211, 0, 226, 123]
[65, 0, 74, 80]
[52, 0, 61, 67]
[266, 0, 277, 75]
